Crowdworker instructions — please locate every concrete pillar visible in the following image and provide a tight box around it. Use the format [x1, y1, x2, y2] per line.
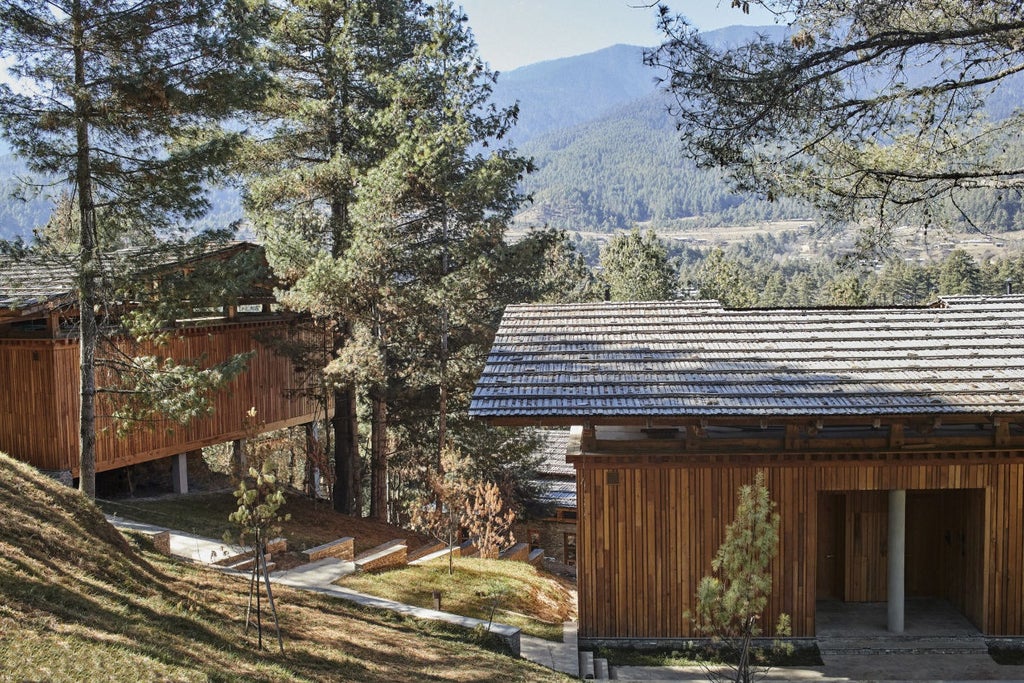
[888, 489, 906, 633]
[171, 452, 189, 494]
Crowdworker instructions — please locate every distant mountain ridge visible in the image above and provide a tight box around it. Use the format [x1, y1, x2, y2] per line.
[2, 24, 1021, 239]
[496, 26, 807, 231]
[490, 44, 659, 145]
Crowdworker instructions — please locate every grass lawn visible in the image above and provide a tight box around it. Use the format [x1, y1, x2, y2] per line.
[98, 490, 432, 555]
[0, 453, 571, 682]
[337, 557, 576, 641]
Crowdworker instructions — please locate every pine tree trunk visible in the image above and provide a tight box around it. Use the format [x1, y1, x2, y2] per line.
[72, 0, 98, 499]
[369, 390, 388, 520]
[331, 385, 357, 514]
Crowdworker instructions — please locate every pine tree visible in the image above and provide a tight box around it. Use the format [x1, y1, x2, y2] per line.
[691, 471, 791, 683]
[647, 0, 1024, 250]
[599, 227, 677, 301]
[244, 0, 426, 515]
[0, 0, 266, 497]
[342, 0, 541, 518]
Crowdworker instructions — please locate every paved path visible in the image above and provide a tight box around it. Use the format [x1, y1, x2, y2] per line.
[107, 516, 581, 676]
[106, 515, 246, 563]
[614, 654, 1024, 681]
[520, 622, 579, 677]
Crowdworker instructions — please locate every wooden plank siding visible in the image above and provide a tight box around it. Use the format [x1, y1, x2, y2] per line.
[0, 320, 321, 473]
[576, 450, 1024, 641]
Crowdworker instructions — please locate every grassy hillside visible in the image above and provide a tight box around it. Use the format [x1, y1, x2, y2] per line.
[339, 557, 576, 641]
[0, 453, 568, 682]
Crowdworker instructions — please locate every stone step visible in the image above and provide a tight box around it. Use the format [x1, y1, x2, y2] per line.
[578, 650, 595, 679]
[223, 554, 275, 572]
[409, 546, 457, 565]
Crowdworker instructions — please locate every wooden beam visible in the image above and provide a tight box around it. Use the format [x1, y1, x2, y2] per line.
[890, 422, 905, 449]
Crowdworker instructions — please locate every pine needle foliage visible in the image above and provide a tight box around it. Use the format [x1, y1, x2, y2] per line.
[691, 470, 791, 683]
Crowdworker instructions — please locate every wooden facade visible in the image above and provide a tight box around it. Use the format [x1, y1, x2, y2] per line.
[0, 243, 324, 476]
[573, 435, 1024, 640]
[0, 318, 321, 475]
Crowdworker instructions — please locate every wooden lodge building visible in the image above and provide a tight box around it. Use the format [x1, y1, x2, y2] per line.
[0, 242, 320, 490]
[471, 297, 1024, 645]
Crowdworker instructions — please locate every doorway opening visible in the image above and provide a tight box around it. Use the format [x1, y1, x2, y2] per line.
[816, 489, 985, 632]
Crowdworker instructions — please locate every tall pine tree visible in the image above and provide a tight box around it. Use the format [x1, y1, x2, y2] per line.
[345, 1, 546, 519]
[244, 0, 427, 515]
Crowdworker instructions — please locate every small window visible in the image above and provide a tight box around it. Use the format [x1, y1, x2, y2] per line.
[564, 532, 577, 566]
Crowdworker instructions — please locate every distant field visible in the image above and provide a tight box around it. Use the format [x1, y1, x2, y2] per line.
[508, 220, 1024, 264]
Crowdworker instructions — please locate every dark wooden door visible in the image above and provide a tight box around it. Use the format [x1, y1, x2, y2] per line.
[816, 493, 845, 600]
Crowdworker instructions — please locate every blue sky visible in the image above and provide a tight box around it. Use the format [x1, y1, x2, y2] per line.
[459, 0, 779, 71]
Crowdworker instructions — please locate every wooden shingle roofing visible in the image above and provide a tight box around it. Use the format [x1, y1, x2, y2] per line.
[469, 298, 1024, 422]
[534, 429, 574, 477]
[0, 241, 261, 319]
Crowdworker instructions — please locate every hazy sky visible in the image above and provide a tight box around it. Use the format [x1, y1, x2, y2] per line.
[459, 0, 779, 72]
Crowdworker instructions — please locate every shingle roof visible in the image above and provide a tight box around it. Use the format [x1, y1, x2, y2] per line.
[470, 298, 1024, 421]
[533, 429, 574, 476]
[535, 478, 576, 508]
[0, 258, 78, 311]
[0, 241, 260, 317]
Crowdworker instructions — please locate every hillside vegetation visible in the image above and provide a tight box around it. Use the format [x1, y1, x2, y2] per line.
[0, 453, 567, 682]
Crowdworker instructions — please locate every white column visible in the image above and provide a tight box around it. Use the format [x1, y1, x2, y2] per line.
[171, 452, 189, 494]
[888, 489, 906, 633]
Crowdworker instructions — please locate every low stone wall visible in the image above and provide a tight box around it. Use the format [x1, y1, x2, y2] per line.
[499, 542, 530, 562]
[303, 536, 354, 562]
[354, 539, 407, 573]
[151, 530, 171, 555]
[407, 540, 447, 563]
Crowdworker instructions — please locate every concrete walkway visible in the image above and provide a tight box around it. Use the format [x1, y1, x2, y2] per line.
[106, 515, 246, 563]
[518, 622, 579, 677]
[107, 516, 580, 676]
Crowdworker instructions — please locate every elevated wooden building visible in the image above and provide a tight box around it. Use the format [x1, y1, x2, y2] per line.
[0, 243, 321, 488]
[471, 297, 1024, 645]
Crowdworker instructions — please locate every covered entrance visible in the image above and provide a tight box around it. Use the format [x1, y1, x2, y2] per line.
[816, 489, 985, 631]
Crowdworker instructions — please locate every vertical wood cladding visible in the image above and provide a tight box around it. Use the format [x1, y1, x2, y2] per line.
[0, 321, 320, 473]
[577, 454, 1024, 639]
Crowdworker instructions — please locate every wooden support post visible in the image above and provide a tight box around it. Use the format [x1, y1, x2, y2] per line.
[785, 424, 800, 450]
[995, 419, 1010, 447]
[889, 422, 905, 449]
[580, 425, 596, 453]
[233, 439, 247, 479]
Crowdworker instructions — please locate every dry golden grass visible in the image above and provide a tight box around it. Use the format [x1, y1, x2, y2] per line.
[339, 557, 577, 641]
[0, 453, 569, 682]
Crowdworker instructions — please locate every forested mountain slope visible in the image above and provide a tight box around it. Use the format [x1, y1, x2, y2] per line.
[2, 24, 1021, 239]
[515, 92, 812, 231]
[489, 43, 658, 144]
